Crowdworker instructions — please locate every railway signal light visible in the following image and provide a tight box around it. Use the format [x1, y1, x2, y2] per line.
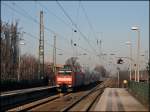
[117, 58, 123, 64]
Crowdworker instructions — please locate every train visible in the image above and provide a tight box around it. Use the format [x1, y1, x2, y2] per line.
[55, 64, 100, 92]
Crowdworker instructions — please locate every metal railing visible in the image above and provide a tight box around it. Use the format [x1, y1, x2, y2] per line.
[128, 81, 149, 104]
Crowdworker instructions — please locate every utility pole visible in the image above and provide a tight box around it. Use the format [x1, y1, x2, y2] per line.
[38, 11, 44, 80]
[134, 64, 137, 81]
[130, 43, 132, 81]
[117, 67, 120, 88]
[97, 32, 103, 65]
[17, 32, 25, 81]
[126, 40, 132, 81]
[100, 39, 102, 63]
[137, 30, 140, 82]
[53, 35, 56, 76]
[131, 26, 140, 82]
[18, 37, 21, 81]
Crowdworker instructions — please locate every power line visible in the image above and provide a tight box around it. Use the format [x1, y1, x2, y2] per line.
[37, 1, 73, 31]
[24, 32, 72, 55]
[10, 2, 70, 44]
[77, 44, 92, 54]
[4, 2, 99, 59]
[37, 32, 94, 58]
[37, 2, 94, 56]
[4, 3, 91, 55]
[56, 1, 76, 28]
[9, 2, 90, 55]
[80, 2, 97, 41]
[56, 1, 99, 55]
[80, 2, 104, 62]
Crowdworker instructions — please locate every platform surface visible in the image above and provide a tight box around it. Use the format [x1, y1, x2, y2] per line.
[94, 88, 148, 111]
[1, 86, 55, 97]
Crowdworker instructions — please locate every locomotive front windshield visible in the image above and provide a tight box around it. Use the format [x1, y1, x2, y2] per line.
[58, 65, 72, 75]
[58, 68, 72, 75]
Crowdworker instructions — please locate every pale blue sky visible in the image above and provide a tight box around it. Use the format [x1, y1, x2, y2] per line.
[1, 1, 149, 72]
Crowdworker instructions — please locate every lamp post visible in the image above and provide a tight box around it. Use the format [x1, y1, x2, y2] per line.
[131, 26, 140, 82]
[125, 41, 132, 81]
[110, 53, 116, 69]
[18, 35, 25, 82]
[117, 67, 120, 88]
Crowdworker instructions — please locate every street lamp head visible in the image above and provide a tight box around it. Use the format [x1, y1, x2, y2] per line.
[131, 26, 139, 30]
[20, 42, 25, 45]
[110, 53, 115, 55]
[125, 41, 131, 45]
[58, 53, 63, 55]
[83, 53, 87, 55]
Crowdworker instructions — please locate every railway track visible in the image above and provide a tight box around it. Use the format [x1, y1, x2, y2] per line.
[29, 91, 89, 111]
[7, 93, 70, 111]
[62, 79, 113, 111]
[7, 84, 98, 111]
[7, 79, 114, 111]
[61, 84, 103, 111]
[1, 86, 57, 111]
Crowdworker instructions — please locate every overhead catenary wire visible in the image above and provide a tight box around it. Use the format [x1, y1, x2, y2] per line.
[4, 2, 99, 59]
[4, 3, 81, 57]
[80, 2, 98, 42]
[80, 2, 104, 63]
[10, 2, 70, 44]
[56, 1, 99, 55]
[37, 1, 74, 31]
[25, 31, 91, 59]
[24, 31, 72, 55]
[37, 2, 92, 56]
[5, 2, 91, 55]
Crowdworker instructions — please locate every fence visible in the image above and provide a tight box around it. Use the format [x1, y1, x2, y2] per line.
[128, 81, 149, 104]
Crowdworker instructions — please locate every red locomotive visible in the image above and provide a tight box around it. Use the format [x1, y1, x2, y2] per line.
[55, 64, 100, 92]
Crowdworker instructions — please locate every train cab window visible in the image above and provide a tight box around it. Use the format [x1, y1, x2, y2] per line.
[58, 69, 72, 75]
[76, 68, 81, 72]
[64, 65, 71, 69]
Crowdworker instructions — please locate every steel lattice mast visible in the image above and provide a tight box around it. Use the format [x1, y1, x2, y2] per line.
[53, 35, 56, 76]
[38, 11, 44, 79]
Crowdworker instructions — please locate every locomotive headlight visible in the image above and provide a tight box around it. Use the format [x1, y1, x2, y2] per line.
[68, 85, 72, 87]
[56, 85, 60, 87]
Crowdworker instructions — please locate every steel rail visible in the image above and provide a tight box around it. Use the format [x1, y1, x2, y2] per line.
[61, 79, 114, 111]
[7, 93, 70, 112]
[61, 82, 105, 112]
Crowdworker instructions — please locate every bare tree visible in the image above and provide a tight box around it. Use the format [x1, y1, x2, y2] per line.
[1, 21, 20, 81]
[20, 54, 38, 80]
[94, 65, 107, 77]
[65, 57, 81, 71]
